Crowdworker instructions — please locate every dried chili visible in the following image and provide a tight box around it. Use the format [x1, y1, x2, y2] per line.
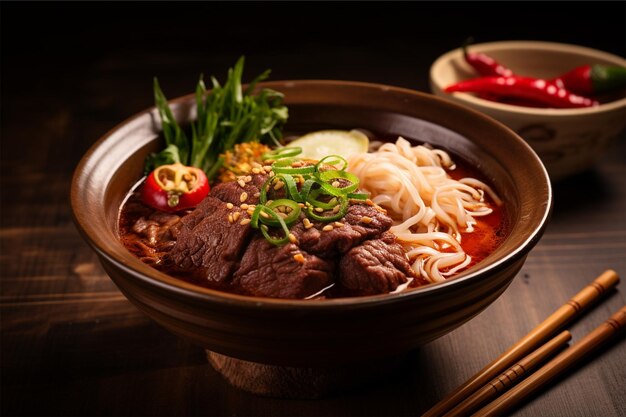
[554, 64, 626, 96]
[462, 38, 513, 78]
[445, 76, 598, 108]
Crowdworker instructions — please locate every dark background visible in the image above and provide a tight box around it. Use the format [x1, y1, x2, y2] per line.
[1, 2, 625, 417]
[3, 2, 625, 174]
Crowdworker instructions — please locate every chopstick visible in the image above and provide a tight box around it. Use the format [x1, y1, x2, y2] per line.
[422, 269, 619, 417]
[472, 305, 626, 417]
[442, 331, 572, 417]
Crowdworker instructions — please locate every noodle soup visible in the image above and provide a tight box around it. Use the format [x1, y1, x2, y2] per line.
[119, 133, 507, 299]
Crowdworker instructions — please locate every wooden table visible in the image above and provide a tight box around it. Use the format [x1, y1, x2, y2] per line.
[2, 3, 624, 416]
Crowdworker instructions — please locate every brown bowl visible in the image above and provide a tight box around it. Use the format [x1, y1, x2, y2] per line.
[71, 80, 551, 397]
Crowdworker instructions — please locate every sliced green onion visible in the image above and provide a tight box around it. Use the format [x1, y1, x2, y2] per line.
[261, 146, 302, 161]
[299, 178, 320, 202]
[277, 174, 303, 202]
[306, 189, 339, 210]
[306, 195, 349, 222]
[251, 150, 364, 244]
[267, 199, 301, 226]
[256, 207, 291, 246]
[314, 155, 348, 171]
[250, 204, 263, 229]
[271, 158, 316, 175]
[260, 224, 290, 246]
[317, 170, 360, 195]
[347, 192, 369, 200]
[260, 174, 303, 203]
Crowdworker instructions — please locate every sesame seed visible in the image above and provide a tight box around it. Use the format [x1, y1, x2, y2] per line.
[245, 176, 252, 183]
[273, 181, 284, 190]
[247, 208, 255, 216]
[334, 221, 344, 227]
[315, 207, 324, 213]
[269, 171, 275, 177]
[252, 167, 261, 174]
[360, 216, 373, 224]
[240, 203, 249, 210]
[266, 200, 273, 206]
[237, 179, 246, 188]
[332, 181, 341, 188]
[263, 165, 272, 172]
[288, 233, 297, 243]
[253, 192, 260, 198]
[332, 205, 341, 213]
[226, 203, 234, 209]
[240, 218, 251, 225]
[233, 212, 241, 222]
[293, 253, 305, 264]
[303, 218, 313, 229]
[260, 211, 270, 219]
[322, 225, 334, 232]
[240, 192, 248, 202]
[366, 199, 374, 206]
[228, 214, 234, 224]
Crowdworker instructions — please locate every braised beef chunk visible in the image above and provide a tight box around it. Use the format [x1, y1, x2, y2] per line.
[339, 233, 414, 295]
[210, 173, 267, 205]
[166, 196, 252, 283]
[233, 237, 334, 299]
[161, 181, 413, 298]
[293, 203, 392, 257]
[130, 211, 181, 249]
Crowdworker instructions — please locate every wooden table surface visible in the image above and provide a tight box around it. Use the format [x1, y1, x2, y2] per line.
[2, 3, 625, 416]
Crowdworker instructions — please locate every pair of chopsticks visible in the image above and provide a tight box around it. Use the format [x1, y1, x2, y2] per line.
[422, 269, 624, 417]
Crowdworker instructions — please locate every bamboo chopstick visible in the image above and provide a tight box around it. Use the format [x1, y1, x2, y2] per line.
[422, 269, 619, 417]
[442, 330, 572, 417]
[472, 306, 626, 417]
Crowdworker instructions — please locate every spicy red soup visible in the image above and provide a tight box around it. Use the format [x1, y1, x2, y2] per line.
[119, 143, 508, 299]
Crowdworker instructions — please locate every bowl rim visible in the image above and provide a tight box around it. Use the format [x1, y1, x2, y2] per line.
[430, 40, 626, 116]
[71, 79, 552, 310]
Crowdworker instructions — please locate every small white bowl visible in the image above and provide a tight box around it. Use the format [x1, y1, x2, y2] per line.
[430, 40, 626, 181]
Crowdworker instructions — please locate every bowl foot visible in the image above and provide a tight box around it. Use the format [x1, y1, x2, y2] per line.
[207, 350, 405, 399]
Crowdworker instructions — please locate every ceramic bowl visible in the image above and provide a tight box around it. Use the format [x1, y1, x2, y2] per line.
[430, 41, 626, 181]
[71, 80, 551, 397]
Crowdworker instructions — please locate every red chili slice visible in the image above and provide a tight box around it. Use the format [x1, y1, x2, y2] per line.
[141, 163, 209, 212]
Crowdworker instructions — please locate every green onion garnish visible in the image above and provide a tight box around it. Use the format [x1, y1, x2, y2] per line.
[252, 147, 369, 246]
[261, 146, 302, 161]
[314, 155, 348, 172]
[306, 196, 349, 222]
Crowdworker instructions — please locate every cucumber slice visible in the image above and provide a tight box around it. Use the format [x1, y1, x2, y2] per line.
[288, 130, 369, 161]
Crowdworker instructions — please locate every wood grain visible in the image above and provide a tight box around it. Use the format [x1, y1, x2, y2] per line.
[1, 3, 625, 416]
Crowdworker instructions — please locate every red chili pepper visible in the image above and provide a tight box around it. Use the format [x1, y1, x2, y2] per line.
[462, 38, 513, 78]
[445, 76, 599, 109]
[554, 64, 626, 96]
[141, 163, 209, 212]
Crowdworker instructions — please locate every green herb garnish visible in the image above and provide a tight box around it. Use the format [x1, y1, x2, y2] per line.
[252, 148, 369, 246]
[145, 56, 289, 179]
